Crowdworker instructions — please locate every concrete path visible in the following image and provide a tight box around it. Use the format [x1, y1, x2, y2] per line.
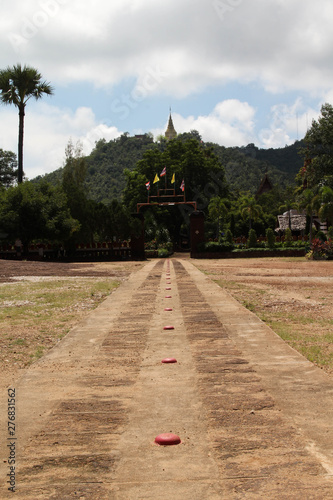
[1, 258, 333, 499]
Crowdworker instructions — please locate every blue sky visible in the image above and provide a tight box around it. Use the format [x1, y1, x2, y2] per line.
[1, 0, 333, 179]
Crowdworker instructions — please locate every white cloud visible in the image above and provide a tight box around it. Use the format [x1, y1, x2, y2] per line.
[258, 99, 320, 148]
[2, 0, 333, 98]
[0, 103, 122, 179]
[152, 100, 256, 146]
[1, 0, 333, 175]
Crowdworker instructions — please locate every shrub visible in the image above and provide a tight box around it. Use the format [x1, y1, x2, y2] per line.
[247, 228, 257, 248]
[265, 228, 276, 249]
[308, 238, 333, 260]
[158, 248, 169, 258]
[284, 227, 293, 244]
[197, 241, 234, 253]
[315, 230, 327, 242]
[225, 229, 233, 245]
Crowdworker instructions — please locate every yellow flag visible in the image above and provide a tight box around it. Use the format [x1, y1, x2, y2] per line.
[153, 174, 159, 184]
[171, 173, 175, 184]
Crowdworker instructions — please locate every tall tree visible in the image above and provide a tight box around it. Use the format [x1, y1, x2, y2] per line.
[319, 186, 333, 228]
[0, 149, 17, 188]
[61, 139, 91, 241]
[296, 188, 323, 241]
[123, 137, 228, 212]
[300, 103, 333, 189]
[208, 196, 228, 240]
[239, 194, 263, 231]
[0, 64, 53, 183]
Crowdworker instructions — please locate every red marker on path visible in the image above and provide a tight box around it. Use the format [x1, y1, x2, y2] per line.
[161, 358, 177, 364]
[155, 433, 181, 445]
[163, 325, 174, 330]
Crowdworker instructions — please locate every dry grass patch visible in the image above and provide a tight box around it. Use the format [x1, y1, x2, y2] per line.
[195, 258, 333, 374]
[0, 278, 119, 372]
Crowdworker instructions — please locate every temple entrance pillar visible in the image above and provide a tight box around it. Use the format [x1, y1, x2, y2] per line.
[131, 213, 145, 260]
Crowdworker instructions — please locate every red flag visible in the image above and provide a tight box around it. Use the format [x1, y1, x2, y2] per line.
[160, 166, 166, 177]
[180, 179, 185, 192]
[145, 181, 150, 191]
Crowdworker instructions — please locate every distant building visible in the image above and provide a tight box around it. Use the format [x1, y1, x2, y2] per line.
[276, 210, 306, 233]
[165, 111, 177, 140]
[276, 210, 327, 235]
[256, 171, 273, 197]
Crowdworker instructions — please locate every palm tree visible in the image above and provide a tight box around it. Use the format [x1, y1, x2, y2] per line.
[239, 195, 263, 231]
[208, 196, 228, 240]
[0, 64, 53, 183]
[319, 186, 333, 229]
[297, 188, 321, 241]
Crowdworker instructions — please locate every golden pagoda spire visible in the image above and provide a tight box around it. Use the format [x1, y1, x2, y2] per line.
[165, 108, 177, 140]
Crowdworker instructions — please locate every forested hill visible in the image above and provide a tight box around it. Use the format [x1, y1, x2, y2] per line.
[209, 140, 304, 194]
[34, 133, 158, 204]
[34, 133, 304, 203]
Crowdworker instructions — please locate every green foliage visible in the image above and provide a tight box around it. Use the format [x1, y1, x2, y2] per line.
[158, 248, 170, 258]
[61, 140, 91, 242]
[86, 134, 156, 202]
[208, 196, 228, 240]
[307, 238, 333, 260]
[314, 230, 327, 242]
[239, 195, 263, 231]
[318, 186, 333, 226]
[247, 228, 257, 248]
[284, 227, 293, 244]
[0, 149, 17, 187]
[197, 241, 234, 252]
[300, 103, 333, 189]
[34, 134, 304, 210]
[266, 227, 276, 248]
[209, 141, 303, 194]
[225, 228, 233, 244]
[0, 181, 79, 247]
[124, 137, 228, 211]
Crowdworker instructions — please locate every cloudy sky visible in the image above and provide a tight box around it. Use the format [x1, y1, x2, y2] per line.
[1, 0, 333, 179]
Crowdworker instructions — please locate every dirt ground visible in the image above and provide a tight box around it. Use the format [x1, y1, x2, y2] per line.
[193, 257, 333, 374]
[1, 256, 332, 386]
[1, 256, 333, 498]
[0, 259, 142, 281]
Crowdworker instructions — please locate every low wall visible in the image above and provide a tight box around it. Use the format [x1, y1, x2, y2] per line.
[191, 249, 307, 259]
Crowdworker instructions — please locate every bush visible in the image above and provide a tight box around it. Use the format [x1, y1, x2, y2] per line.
[284, 227, 293, 244]
[247, 228, 257, 248]
[308, 238, 333, 260]
[315, 230, 327, 242]
[197, 241, 234, 253]
[225, 229, 233, 245]
[265, 227, 275, 249]
[158, 248, 169, 258]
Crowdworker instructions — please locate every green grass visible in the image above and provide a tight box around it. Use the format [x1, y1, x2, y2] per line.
[0, 279, 118, 327]
[11, 338, 27, 346]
